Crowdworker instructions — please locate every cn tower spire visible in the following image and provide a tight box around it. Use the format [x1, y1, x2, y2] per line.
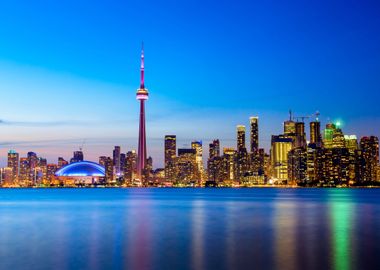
[140, 42, 145, 89]
[136, 43, 149, 185]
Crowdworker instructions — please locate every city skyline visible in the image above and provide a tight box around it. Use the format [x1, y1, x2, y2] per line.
[1, 1, 380, 167]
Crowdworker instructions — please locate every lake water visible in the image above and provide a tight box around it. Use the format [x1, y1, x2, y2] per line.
[0, 188, 379, 270]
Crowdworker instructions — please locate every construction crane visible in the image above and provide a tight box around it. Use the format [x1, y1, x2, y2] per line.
[293, 115, 310, 123]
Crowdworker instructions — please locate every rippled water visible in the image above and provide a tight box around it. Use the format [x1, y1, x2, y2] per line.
[0, 188, 379, 270]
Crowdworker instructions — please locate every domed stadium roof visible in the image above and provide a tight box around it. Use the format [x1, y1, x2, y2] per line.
[55, 161, 105, 177]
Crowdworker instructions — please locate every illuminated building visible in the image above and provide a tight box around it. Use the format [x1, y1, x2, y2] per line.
[306, 144, 319, 184]
[176, 148, 199, 185]
[295, 121, 307, 148]
[27, 152, 38, 186]
[236, 148, 248, 182]
[284, 112, 296, 136]
[357, 136, 379, 182]
[136, 45, 149, 183]
[1, 167, 13, 187]
[153, 168, 165, 183]
[345, 135, 358, 183]
[55, 161, 105, 185]
[208, 156, 223, 183]
[144, 156, 153, 182]
[124, 150, 137, 184]
[222, 147, 237, 182]
[324, 123, 336, 148]
[237, 125, 246, 152]
[316, 148, 350, 185]
[58, 157, 68, 169]
[99, 156, 107, 167]
[47, 164, 58, 184]
[236, 125, 248, 181]
[345, 135, 358, 151]
[207, 139, 222, 182]
[332, 127, 345, 148]
[164, 135, 176, 181]
[104, 157, 114, 183]
[19, 157, 29, 186]
[209, 139, 220, 159]
[270, 135, 293, 182]
[38, 157, 47, 185]
[191, 141, 204, 180]
[70, 151, 84, 163]
[310, 121, 322, 147]
[7, 150, 19, 185]
[113, 146, 121, 176]
[249, 116, 259, 153]
[288, 147, 307, 185]
[120, 153, 126, 178]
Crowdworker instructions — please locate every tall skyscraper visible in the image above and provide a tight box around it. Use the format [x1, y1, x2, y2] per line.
[237, 125, 246, 152]
[295, 121, 306, 148]
[19, 157, 29, 186]
[284, 111, 296, 136]
[250, 117, 259, 153]
[191, 141, 204, 179]
[177, 148, 199, 184]
[104, 157, 114, 183]
[7, 150, 19, 184]
[270, 135, 293, 182]
[113, 146, 121, 176]
[358, 136, 379, 181]
[125, 150, 137, 184]
[136, 44, 149, 182]
[27, 152, 38, 185]
[324, 123, 336, 148]
[310, 121, 322, 146]
[209, 139, 220, 159]
[165, 135, 176, 181]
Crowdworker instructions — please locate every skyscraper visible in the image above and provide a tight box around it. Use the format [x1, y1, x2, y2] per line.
[164, 135, 176, 181]
[27, 152, 38, 185]
[113, 146, 121, 176]
[125, 150, 137, 184]
[191, 141, 204, 177]
[324, 123, 336, 148]
[136, 44, 149, 182]
[310, 121, 322, 146]
[270, 135, 293, 182]
[177, 148, 199, 184]
[295, 121, 306, 148]
[209, 139, 220, 159]
[237, 125, 246, 152]
[358, 136, 379, 181]
[250, 117, 259, 153]
[7, 150, 19, 185]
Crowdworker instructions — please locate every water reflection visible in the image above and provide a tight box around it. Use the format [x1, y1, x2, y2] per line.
[273, 200, 297, 270]
[191, 199, 205, 269]
[329, 191, 353, 270]
[0, 189, 380, 270]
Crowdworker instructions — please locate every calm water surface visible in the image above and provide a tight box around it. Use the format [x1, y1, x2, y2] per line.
[0, 188, 379, 270]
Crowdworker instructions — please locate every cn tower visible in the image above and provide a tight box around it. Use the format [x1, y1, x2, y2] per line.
[136, 44, 148, 182]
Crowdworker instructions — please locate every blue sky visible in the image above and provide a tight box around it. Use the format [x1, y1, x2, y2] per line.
[0, 0, 379, 167]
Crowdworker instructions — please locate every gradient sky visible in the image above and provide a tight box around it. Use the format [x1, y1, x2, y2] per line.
[0, 0, 380, 167]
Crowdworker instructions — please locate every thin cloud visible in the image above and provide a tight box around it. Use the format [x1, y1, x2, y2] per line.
[0, 119, 89, 127]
